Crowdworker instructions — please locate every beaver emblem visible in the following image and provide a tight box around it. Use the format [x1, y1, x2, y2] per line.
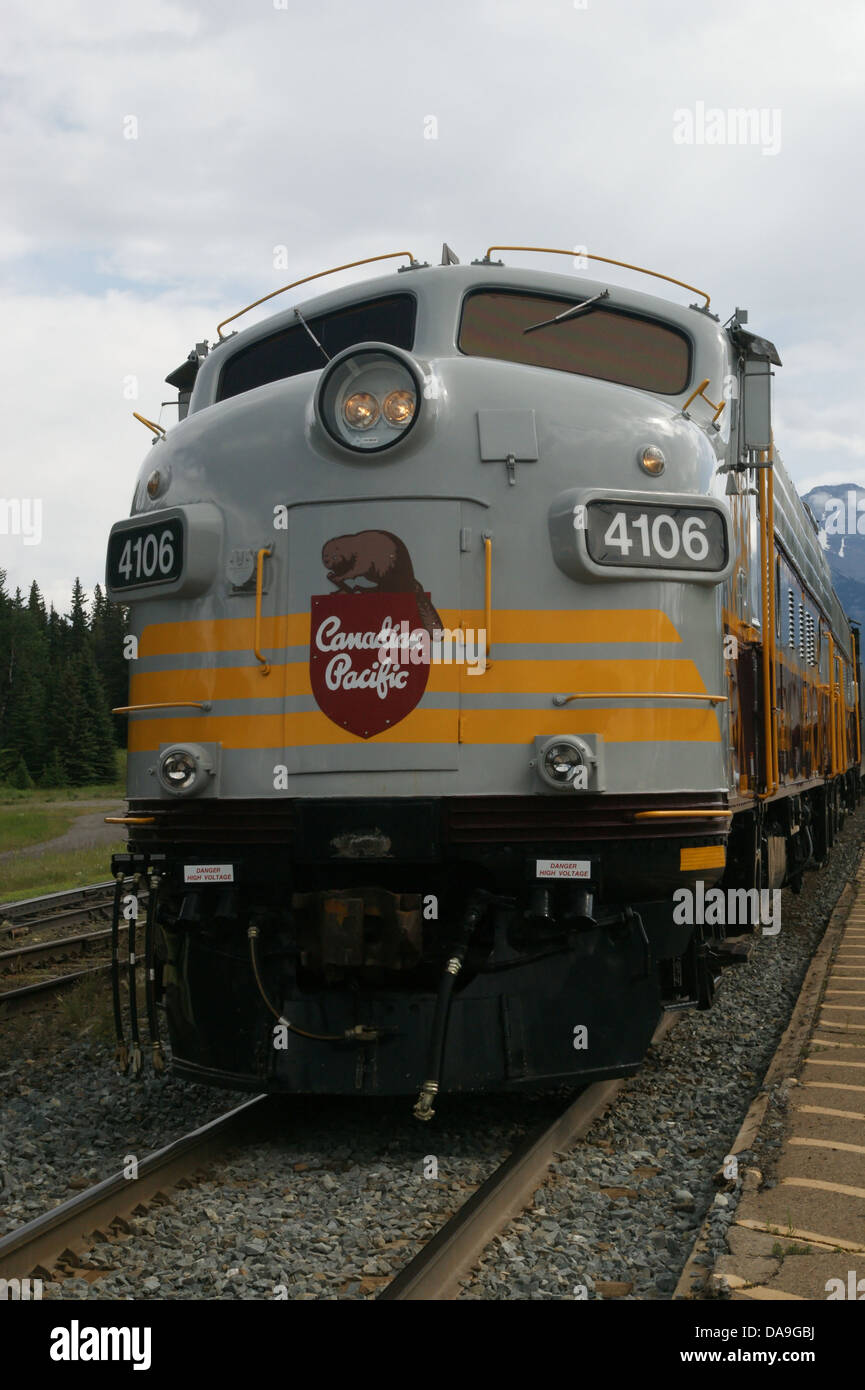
[322, 530, 442, 634]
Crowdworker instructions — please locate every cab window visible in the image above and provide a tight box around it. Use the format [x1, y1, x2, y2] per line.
[217, 294, 416, 401]
[459, 289, 691, 394]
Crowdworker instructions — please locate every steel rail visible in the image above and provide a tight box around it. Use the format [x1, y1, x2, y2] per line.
[381, 1011, 679, 1300]
[0, 926, 113, 969]
[0, 1096, 270, 1282]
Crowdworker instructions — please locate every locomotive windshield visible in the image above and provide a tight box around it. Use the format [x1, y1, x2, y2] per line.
[459, 289, 691, 394]
[217, 293, 416, 401]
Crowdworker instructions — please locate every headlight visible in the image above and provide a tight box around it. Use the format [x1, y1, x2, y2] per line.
[543, 742, 585, 785]
[157, 744, 212, 796]
[317, 347, 420, 452]
[343, 392, 380, 430]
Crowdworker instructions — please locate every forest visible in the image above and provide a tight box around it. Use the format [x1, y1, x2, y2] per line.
[0, 572, 128, 787]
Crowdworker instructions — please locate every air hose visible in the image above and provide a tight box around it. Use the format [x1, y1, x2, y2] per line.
[144, 872, 166, 1074]
[110, 871, 128, 1074]
[127, 872, 142, 1076]
[247, 925, 378, 1043]
[413, 892, 487, 1122]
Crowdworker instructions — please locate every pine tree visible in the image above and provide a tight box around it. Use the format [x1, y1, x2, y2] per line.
[38, 748, 68, 788]
[8, 755, 34, 790]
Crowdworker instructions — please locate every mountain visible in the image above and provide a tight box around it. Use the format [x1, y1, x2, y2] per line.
[802, 483, 865, 629]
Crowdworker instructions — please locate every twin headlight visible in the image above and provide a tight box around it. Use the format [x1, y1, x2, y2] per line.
[317, 347, 421, 453]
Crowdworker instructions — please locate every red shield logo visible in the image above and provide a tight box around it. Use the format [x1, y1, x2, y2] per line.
[310, 591, 431, 739]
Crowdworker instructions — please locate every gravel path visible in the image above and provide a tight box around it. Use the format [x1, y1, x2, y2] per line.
[0, 801, 126, 863]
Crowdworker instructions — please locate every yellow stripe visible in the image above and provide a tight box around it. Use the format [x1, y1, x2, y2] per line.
[734, 1218, 865, 1254]
[788, 1136, 865, 1156]
[128, 705, 721, 754]
[138, 608, 683, 658]
[782, 1176, 865, 1200]
[129, 658, 708, 705]
[679, 845, 727, 870]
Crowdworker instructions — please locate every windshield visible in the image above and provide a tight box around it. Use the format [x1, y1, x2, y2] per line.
[459, 289, 691, 394]
[217, 294, 416, 401]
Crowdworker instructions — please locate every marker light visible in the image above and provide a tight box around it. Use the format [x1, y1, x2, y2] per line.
[157, 744, 212, 796]
[639, 445, 666, 476]
[543, 742, 585, 785]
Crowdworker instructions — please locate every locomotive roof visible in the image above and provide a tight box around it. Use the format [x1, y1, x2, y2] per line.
[208, 261, 729, 363]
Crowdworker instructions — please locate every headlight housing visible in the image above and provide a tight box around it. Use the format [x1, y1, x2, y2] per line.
[317, 346, 421, 452]
[157, 743, 213, 797]
[535, 735, 597, 792]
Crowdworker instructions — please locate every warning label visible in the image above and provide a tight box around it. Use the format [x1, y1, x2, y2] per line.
[183, 864, 235, 884]
[535, 860, 591, 880]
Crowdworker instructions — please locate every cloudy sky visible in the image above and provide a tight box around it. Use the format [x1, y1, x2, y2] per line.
[2, 0, 864, 611]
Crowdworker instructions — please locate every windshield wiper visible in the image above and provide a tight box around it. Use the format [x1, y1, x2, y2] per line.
[523, 288, 610, 335]
[294, 307, 330, 362]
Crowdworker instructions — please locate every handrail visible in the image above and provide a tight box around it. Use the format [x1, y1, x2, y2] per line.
[482, 246, 712, 310]
[216, 251, 418, 339]
[633, 810, 733, 820]
[254, 547, 273, 675]
[681, 378, 726, 422]
[553, 692, 727, 705]
[132, 412, 166, 437]
[104, 817, 157, 826]
[113, 702, 211, 714]
[483, 536, 493, 664]
[758, 465, 776, 794]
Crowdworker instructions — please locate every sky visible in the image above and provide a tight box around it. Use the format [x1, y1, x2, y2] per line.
[2, 0, 864, 612]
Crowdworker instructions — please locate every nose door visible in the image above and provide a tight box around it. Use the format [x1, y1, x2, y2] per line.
[283, 499, 461, 776]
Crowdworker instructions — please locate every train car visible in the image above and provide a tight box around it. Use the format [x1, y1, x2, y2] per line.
[105, 244, 862, 1117]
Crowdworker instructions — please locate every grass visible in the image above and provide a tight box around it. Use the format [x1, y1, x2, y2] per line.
[0, 750, 127, 805]
[56, 970, 119, 1045]
[0, 841, 126, 903]
[0, 804, 94, 852]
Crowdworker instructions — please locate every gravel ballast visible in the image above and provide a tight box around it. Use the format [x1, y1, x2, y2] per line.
[1, 804, 862, 1299]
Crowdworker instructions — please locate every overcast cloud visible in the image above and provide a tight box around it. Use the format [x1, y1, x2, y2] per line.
[2, 0, 863, 609]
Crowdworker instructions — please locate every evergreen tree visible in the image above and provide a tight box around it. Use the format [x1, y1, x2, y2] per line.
[8, 755, 34, 789]
[38, 748, 68, 788]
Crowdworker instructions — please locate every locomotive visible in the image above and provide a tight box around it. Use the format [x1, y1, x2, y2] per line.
[105, 244, 862, 1117]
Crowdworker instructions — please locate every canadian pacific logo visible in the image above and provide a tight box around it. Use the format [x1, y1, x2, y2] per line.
[310, 530, 442, 739]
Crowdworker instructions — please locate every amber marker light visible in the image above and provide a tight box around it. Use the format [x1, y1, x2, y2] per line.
[638, 445, 665, 476]
[146, 469, 161, 498]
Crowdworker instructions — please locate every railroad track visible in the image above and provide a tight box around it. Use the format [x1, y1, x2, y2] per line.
[1, 881, 117, 936]
[0, 881, 147, 1017]
[0, 1017, 678, 1296]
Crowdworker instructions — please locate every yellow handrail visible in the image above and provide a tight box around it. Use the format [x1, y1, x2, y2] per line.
[254, 547, 273, 675]
[113, 702, 210, 714]
[484, 536, 493, 662]
[104, 816, 157, 826]
[132, 412, 166, 437]
[681, 378, 726, 422]
[216, 251, 418, 339]
[483, 246, 711, 309]
[758, 465, 776, 794]
[633, 810, 732, 820]
[556, 692, 727, 705]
